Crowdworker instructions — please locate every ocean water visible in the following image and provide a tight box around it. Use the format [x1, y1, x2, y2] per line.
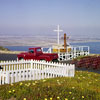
[5, 42, 100, 54]
[71, 42, 100, 54]
[5, 46, 35, 51]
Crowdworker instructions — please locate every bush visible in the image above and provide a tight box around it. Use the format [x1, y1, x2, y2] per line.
[72, 55, 100, 69]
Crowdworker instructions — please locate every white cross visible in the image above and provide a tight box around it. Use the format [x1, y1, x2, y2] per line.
[54, 25, 63, 45]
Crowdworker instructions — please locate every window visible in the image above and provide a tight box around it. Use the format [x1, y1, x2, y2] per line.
[36, 49, 41, 52]
[29, 49, 34, 53]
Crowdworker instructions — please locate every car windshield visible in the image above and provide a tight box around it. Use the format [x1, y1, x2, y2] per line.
[36, 48, 41, 52]
[29, 49, 34, 53]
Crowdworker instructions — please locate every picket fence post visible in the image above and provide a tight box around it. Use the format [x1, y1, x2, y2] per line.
[6, 71, 10, 84]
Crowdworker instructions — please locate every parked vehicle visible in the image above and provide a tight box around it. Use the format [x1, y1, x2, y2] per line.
[17, 47, 58, 62]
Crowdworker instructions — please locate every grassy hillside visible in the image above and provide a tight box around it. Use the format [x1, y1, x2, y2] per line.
[0, 46, 9, 51]
[0, 71, 100, 100]
[0, 46, 21, 54]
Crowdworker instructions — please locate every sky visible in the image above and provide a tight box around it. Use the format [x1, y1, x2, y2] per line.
[0, 0, 100, 38]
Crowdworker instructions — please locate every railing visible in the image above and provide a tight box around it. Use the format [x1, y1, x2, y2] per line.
[42, 46, 89, 61]
[0, 60, 75, 85]
[58, 51, 89, 61]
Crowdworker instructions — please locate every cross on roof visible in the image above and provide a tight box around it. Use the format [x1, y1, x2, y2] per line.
[54, 25, 63, 45]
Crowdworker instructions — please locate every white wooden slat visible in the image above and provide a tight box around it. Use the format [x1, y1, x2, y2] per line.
[18, 71, 21, 82]
[5, 71, 10, 84]
[0, 71, 1, 85]
[25, 70, 28, 80]
[11, 72, 14, 84]
[2, 72, 4, 84]
[15, 71, 18, 82]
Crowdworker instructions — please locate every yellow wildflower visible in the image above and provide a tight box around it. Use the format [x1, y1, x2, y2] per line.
[23, 98, 26, 100]
[20, 82, 23, 86]
[13, 90, 15, 92]
[35, 81, 38, 83]
[25, 84, 27, 86]
[89, 82, 92, 84]
[78, 77, 80, 79]
[57, 82, 61, 85]
[11, 84, 13, 86]
[83, 77, 85, 79]
[69, 92, 72, 94]
[72, 87, 75, 89]
[95, 74, 97, 76]
[82, 96, 84, 99]
[9, 90, 11, 93]
[50, 97, 52, 100]
[27, 85, 29, 87]
[57, 96, 60, 99]
[48, 85, 50, 88]
[26, 83, 30, 87]
[43, 80, 46, 82]
[65, 98, 68, 100]
[44, 98, 47, 100]
[32, 83, 36, 85]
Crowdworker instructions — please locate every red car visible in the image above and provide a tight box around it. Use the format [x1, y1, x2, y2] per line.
[17, 47, 58, 62]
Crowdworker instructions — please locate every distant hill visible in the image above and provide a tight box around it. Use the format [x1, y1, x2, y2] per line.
[0, 46, 9, 51]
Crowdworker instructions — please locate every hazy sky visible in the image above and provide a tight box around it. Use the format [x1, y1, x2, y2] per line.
[0, 0, 100, 38]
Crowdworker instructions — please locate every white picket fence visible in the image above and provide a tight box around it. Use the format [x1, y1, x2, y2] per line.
[0, 60, 75, 85]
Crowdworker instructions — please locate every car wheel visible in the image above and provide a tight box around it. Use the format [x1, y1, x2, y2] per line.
[19, 58, 24, 61]
[52, 59, 59, 62]
[40, 59, 46, 62]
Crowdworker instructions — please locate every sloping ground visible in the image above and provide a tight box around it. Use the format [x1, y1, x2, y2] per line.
[0, 54, 17, 61]
[0, 50, 21, 54]
[0, 46, 22, 54]
[0, 46, 9, 51]
[0, 71, 100, 100]
[61, 60, 100, 74]
[0, 46, 21, 61]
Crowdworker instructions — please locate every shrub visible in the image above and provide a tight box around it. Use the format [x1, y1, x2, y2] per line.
[72, 55, 100, 69]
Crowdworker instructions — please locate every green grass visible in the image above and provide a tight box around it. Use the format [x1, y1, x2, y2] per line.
[0, 71, 100, 100]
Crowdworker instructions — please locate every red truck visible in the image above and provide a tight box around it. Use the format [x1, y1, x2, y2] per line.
[17, 47, 58, 62]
